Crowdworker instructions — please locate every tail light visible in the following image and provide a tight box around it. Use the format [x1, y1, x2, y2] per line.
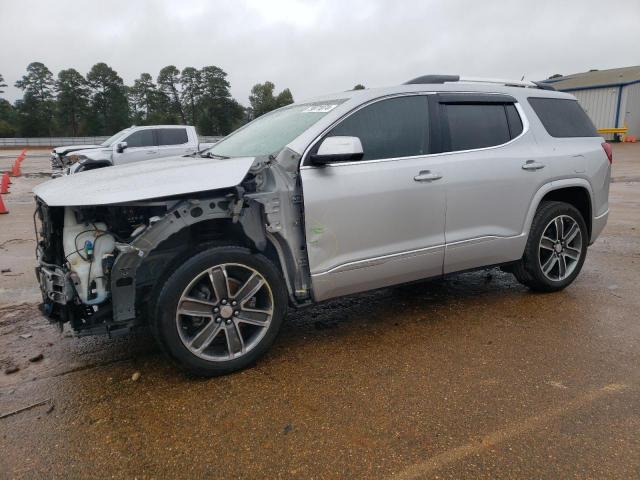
[601, 142, 613, 164]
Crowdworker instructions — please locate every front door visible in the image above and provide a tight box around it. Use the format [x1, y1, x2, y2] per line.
[300, 94, 447, 301]
[114, 128, 158, 165]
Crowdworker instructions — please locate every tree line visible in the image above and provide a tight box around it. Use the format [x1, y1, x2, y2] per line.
[0, 63, 295, 137]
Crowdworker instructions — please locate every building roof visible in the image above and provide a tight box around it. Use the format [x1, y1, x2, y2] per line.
[541, 66, 640, 91]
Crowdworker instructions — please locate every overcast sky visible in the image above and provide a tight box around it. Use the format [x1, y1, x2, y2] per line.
[1, 0, 639, 105]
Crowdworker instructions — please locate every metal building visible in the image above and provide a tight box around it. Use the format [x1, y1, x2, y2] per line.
[541, 66, 640, 138]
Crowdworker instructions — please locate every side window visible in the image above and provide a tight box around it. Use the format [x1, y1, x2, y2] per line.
[505, 104, 523, 138]
[327, 95, 430, 161]
[158, 128, 188, 146]
[528, 97, 597, 138]
[124, 129, 155, 148]
[442, 103, 512, 152]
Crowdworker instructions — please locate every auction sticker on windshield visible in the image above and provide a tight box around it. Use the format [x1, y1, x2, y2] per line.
[302, 104, 339, 113]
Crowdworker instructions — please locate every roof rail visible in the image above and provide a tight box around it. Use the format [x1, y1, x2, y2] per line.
[531, 81, 556, 91]
[404, 75, 460, 85]
[404, 75, 555, 90]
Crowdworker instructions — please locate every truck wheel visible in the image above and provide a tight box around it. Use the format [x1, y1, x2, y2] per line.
[513, 201, 588, 292]
[152, 246, 287, 376]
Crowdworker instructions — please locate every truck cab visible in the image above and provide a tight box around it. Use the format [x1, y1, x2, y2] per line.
[52, 125, 207, 176]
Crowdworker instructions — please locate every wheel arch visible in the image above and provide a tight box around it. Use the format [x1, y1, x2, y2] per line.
[523, 179, 594, 240]
[134, 218, 296, 322]
[109, 197, 298, 323]
[74, 159, 113, 173]
[539, 187, 592, 238]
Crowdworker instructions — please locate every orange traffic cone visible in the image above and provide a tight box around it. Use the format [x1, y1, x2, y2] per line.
[0, 172, 9, 194]
[0, 194, 8, 214]
[11, 160, 21, 177]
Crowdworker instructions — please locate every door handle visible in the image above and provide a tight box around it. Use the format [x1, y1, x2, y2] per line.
[522, 160, 545, 171]
[414, 170, 442, 182]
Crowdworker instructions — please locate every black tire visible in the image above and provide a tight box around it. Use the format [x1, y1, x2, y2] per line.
[513, 201, 588, 292]
[151, 246, 287, 376]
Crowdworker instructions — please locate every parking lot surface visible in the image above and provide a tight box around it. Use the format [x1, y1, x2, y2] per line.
[1, 145, 639, 479]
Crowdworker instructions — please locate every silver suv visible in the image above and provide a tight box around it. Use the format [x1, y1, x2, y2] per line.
[33, 75, 611, 376]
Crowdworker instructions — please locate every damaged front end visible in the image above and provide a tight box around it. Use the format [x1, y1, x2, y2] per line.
[35, 198, 176, 334]
[34, 154, 311, 337]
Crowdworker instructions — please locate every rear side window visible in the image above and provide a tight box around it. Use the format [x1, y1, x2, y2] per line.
[124, 129, 155, 148]
[442, 103, 513, 152]
[505, 104, 523, 138]
[528, 97, 597, 138]
[158, 128, 188, 146]
[328, 95, 430, 160]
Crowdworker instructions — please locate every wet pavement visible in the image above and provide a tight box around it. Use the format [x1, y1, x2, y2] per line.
[1, 146, 639, 479]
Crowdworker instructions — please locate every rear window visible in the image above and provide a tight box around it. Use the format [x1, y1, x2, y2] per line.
[158, 128, 188, 146]
[442, 103, 513, 152]
[528, 97, 597, 138]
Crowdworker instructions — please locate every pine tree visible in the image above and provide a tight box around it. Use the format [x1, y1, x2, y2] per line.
[180, 67, 202, 126]
[197, 66, 243, 135]
[129, 73, 160, 124]
[0, 73, 7, 94]
[56, 68, 90, 136]
[86, 63, 130, 134]
[14, 62, 56, 136]
[158, 66, 186, 124]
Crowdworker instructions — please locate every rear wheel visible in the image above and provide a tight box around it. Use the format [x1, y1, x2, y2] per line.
[513, 201, 588, 292]
[152, 246, 287, 376]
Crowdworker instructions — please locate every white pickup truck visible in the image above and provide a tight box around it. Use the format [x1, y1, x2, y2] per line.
[51, 125, 215, 176]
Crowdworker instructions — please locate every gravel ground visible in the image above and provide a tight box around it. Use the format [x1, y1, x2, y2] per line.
[0, 145, 639, 479]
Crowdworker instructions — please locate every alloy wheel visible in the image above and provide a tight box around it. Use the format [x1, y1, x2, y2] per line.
[538, 215, 583, 281]
[175, 263, 274, 361]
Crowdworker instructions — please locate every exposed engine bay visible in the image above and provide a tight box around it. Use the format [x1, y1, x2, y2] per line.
[36, 200, 176, 334]
[34, 156, 311, 336]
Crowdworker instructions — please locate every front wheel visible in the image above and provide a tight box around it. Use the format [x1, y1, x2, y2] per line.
[152, 246, 287, 376]
[513, 201, 588, 292]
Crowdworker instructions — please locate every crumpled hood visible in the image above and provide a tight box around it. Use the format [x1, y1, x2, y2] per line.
[34, 155, 256, 206]
[65, 147, 112, 160]
[53, 145, 103, 155]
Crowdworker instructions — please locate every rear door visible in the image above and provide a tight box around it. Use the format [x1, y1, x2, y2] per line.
[300, 94, 447, 301]
[436, 94, 546, 273]
[156, 127, 195, 158]
[115, 128, 158, 165]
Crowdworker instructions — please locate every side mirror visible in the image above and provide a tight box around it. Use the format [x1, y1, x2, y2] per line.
[116, 141, 128, 154]
[309, 136, 364, 165]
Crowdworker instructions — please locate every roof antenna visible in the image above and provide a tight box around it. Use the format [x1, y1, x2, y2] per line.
[521, 74, 526, 81]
